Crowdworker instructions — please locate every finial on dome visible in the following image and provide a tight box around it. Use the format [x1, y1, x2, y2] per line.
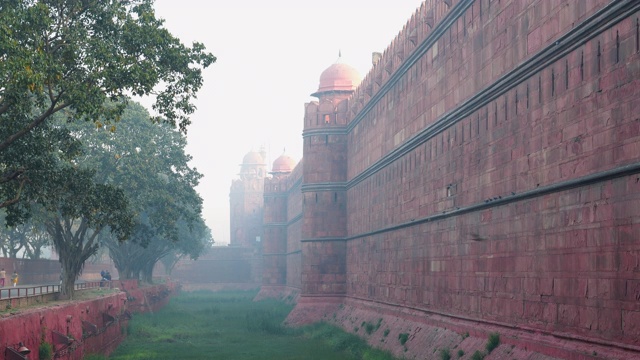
[338, 49, 342, 58]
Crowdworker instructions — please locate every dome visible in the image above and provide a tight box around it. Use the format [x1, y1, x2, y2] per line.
[312, 56, 361, 96]
[272, 154, 297, 173]
[242, 150, 264, 165]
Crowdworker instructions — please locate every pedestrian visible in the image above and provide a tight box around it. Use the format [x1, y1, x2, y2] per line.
[11, 271, 18, 287]
[0, 268, 5, 287]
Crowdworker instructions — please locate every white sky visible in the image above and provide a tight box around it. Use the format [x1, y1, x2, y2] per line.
[149, 0, 425, 245]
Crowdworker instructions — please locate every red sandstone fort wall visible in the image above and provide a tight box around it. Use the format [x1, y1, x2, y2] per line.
[286, 164, 303, 290]
[171, 246, 261, 285]
[336, 0, 640, 352]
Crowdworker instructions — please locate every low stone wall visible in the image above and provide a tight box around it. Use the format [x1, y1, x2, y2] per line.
[286, 296, 640, 360]
[0, 280, 176, 359]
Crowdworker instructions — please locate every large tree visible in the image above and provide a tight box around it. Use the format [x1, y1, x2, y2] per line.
[0, 0, 215, 213]
[41, 166, 134, 298]
[65, 101, 211, 281]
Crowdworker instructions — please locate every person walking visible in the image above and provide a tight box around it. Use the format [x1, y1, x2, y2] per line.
[0, 268, 5, 287]
[11, 271, 18, 287]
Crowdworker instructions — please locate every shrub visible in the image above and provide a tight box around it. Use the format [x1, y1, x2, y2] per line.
[39, 342, 53, 360]
[440, 348, 451, 360]
[471, 350, 485, 360]
[457, 349, 465, 357]
[398, 332, 409, 345]
[364, 322, 375, 334]
[486, 332, 500, 353]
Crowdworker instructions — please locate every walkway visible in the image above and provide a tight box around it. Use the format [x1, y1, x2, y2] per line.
[0, 280, 111, 300]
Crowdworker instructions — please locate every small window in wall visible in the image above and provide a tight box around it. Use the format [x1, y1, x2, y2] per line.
[324, 114, 331, 124]
[446, 183, 457, 197]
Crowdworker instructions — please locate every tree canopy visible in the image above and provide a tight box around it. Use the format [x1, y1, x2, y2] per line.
[66, 101, 212, 281]
[0, 0, 216, 212]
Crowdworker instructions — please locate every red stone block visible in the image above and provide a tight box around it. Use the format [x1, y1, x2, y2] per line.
[598, 307, 623, 334]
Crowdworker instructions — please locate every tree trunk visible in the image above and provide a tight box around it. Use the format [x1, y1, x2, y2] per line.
[47, 217, 102, 299]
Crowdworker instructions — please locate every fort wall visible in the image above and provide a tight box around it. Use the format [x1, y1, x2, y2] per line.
[283, 0, 640, 358]
[255, 162, 303, 301]
[171, 246, 261, 287]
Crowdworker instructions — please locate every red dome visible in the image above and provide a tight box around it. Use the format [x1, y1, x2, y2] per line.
[313, 58, 361, 95]
[242, 150, 264, 165]
[272, 154, 296, 173]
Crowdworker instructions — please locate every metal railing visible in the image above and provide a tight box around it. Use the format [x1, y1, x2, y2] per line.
[0, 281, 112, 300]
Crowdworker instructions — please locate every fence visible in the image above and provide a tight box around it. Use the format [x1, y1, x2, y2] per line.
[0, 280, 112, 300]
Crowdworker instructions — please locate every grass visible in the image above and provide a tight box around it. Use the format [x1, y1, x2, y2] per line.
[103, 289, 398, 360]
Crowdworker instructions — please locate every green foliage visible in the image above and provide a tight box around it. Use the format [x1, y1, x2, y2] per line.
[83, 355, 107, 360]
[398, 332, 409, 345]
[302, 322, 397, 360]
[440, 348, 451, 360]
[71, 102, 210, 282]
[471, 350, 485, 360]
[486, 332, 500, 353]
[245, 308, 292, 335]
[383, 329, 390, 337]
[361, 318, 383, 335]
[363, 322, 373, 334]
[0, 0, 215, 147]
[457, 349, 464, 357]
[38, 341, 53, 360]
[110, 290, 398, 360]
[0, 0, 215, 237]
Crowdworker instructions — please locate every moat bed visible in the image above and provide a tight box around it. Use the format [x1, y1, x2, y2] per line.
[104, 289, 398, 360]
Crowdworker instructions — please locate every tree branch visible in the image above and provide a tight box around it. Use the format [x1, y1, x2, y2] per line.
[0, 101, 70, 152]
[0, 177, 26, 209]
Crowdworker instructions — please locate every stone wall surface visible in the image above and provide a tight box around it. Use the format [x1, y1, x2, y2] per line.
[279, 0, 640, 359]
[171, 245, 262, 286]
[0, 280, 175, 360]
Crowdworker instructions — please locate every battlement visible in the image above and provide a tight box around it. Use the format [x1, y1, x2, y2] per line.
[348, 0, 459, 123]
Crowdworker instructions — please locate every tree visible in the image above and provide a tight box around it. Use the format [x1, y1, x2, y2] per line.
[160, 223, 212, 277]
[0, 0, 215, 210]
[63, 101, 211, 281]
[106, 216, 211, 282]
[41, 167, 134, 298]
[0, 209, 52, 259]
[0, 120, 83, 225]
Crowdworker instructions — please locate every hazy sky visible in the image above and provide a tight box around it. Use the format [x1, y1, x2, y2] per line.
[149, 0, 425, 245]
